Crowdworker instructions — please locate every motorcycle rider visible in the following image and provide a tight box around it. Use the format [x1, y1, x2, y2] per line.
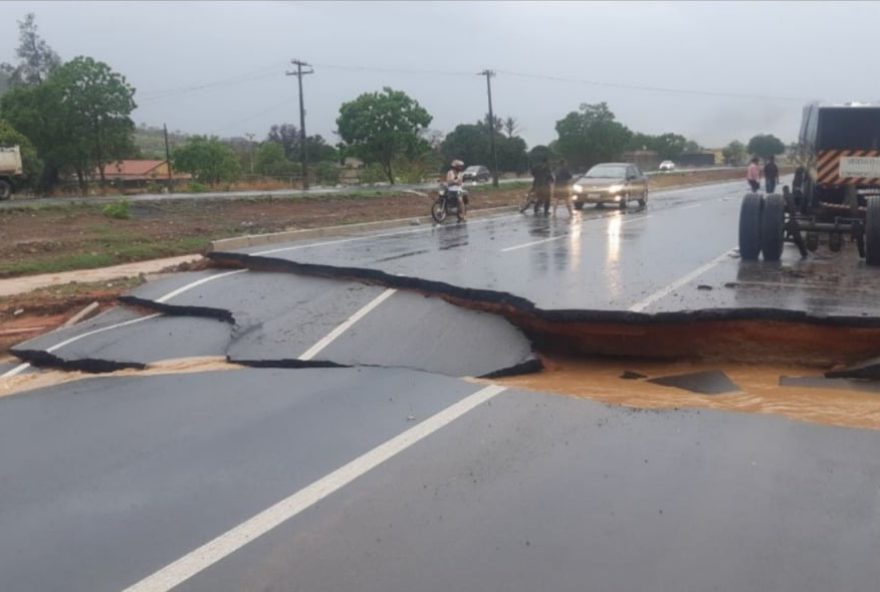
[446, 159, 467, 221]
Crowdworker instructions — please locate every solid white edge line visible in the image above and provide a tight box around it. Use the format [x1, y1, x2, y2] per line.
[627, 247, 734, 313]
[1, 269, 248, 379]
[299, 288, 397, 361]
[155, 269, 247, 303]
[121, 383, 507, 592]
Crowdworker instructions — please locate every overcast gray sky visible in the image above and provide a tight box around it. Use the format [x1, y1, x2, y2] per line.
[3, 1, 878, 148]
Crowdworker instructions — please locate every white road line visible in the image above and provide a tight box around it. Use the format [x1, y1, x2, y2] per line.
[254, 213, 522, 256]
[155, 269, 246, 303]
[299, 288, 397, 361]
[121, 382, 507, 592]
[1, 270, 248, 379]
[627, 248, 734, 313]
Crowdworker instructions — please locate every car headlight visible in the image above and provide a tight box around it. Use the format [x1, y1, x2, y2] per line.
[572, 184, 583, 193]
[607, 184, 623, 193]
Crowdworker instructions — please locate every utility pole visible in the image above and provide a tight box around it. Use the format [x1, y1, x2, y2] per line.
[287, 59, 314, 189]
[163, 123, 172, 189]
[245, 132, 255, 175]
[479, 69, 499, 187]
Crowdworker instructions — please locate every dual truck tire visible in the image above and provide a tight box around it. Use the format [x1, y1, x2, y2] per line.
[740, 192, 880, 265]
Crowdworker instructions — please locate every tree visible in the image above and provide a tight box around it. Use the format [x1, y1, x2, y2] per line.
[626, 132, 691, 160]
[554, 102, 632, 169]
[266, 123, 338, 163]
[254, 141, 300, 177]
[440, 122, 528, 174]
[747, 134, 785, 159]
[0, 14, 61, 88]
[0, 119, 42, 186]
[504, 116, 520, 138]
[0, 55, 136, 192]
[722, 140, 748, 166]
[528, 144, 557, 166]
[52, 57, 137, 189]
[173, 136, 241, 185]
[336, 87, 432, 184]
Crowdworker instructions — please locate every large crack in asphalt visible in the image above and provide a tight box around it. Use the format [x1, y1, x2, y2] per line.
[207, 251, 880, 370]
[12, 247, 880, 382]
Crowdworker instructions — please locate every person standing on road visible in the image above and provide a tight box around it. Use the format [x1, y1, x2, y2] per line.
[552, 159, 574, 216]
[530, 157, 554, 216]
[747, 157, 761, 193]
[764, 155, 779, 194]
[446, 159, 467, 221]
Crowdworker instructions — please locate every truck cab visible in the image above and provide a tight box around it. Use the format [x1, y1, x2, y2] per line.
[0, 145, 24, 200]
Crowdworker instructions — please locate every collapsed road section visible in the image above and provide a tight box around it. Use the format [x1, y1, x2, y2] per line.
[11, 270, 539, 379]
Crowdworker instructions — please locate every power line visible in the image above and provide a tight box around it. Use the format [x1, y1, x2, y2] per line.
[311, 62, 473, 77]
[138, 62, 287, 103]
[494, 69, 810, 103]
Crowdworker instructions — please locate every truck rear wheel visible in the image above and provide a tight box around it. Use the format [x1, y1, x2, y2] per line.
[738, 193, 763, 260]
[761, 194, 785, 261]
[866, 196, 880, 266]
[0, 179, 11, 201]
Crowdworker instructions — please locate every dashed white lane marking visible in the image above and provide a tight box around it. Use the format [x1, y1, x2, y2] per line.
[299, 288, 397, 361]
[627, 248, 735, 313]
[121, 383, 507, 592]
[1, 270, 248, 379]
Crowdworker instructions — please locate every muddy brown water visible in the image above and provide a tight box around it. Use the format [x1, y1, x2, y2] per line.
[496, 355, 880, 431]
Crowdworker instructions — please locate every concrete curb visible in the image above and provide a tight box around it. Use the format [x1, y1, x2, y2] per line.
[210, 205, 520, 251]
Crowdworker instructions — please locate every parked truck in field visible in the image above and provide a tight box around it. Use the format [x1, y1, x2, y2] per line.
[0, 145, 23, 200]
[739, 102, 880, 265]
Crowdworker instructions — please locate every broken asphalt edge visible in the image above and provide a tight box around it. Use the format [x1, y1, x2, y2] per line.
[206, 250, 880, 328]
[9, 348, 146, 374]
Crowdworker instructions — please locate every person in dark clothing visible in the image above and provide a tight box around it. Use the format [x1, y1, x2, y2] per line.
[764, 156, 779, 194]
[553, 159, 574, 216]
[530, 157, 554, 216]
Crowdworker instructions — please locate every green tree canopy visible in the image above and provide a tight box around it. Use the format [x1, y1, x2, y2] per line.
[0, 55, 136, 192]
[0, 119, 42, 185]
[254, 141, 300, 177]
[440, 121, 529, 174]
[336, 87, 432, 184]
[0, 13, 61, 88]
[722, 140, 747, 166]
[627, 132, 690, 160]
[173, 136, 241, 185]
[747, 134, 785, 159]
[554, 102, 632, 169]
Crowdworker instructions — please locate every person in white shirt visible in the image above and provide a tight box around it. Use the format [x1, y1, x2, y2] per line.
[445, 159, 467, 220]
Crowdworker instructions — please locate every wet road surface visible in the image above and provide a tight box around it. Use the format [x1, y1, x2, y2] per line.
[4, 178, 880, 591]
[213, 176, 880, 320]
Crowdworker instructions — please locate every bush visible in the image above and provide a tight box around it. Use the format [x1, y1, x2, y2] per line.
[186, 182, 209, 193]
[102, 199, 131, 220]
[314, 161, 340, 186]
[360, 163, 387, 184]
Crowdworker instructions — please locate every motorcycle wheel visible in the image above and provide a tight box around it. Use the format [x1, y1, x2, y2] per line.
[431, 198, 448, 223]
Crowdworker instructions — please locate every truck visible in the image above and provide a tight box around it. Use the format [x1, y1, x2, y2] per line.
[0, 145, 23, 200]
[739, 102, 880, 265]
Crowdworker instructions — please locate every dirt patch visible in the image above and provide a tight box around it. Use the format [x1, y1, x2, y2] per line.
[497, 355, 880, 431]
[0, 277, 145, 356]
[0, 356, 241, 398]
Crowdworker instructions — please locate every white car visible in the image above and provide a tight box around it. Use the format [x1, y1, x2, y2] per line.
[658, 160, 676, 172]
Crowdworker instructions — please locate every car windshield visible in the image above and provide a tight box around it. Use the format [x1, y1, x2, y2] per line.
[583, 164, 628, 179]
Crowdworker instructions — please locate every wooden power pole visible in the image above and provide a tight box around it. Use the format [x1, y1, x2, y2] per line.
[287, 59, 314, 190]
[163, 123, 172, 189]
[479, 69, 500, 188]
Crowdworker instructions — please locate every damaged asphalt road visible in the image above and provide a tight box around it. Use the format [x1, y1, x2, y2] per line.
[4, 179, 880, 591]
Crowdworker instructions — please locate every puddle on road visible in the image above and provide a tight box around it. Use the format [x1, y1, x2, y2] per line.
[0, 356, 242, 398]
[496, 355, 880, 431]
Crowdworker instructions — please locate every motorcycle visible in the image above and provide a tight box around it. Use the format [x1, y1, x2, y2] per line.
[431, 184, 469, 223]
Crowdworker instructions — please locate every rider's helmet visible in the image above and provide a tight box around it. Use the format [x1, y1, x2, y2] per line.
[451, 159, 465, 170]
